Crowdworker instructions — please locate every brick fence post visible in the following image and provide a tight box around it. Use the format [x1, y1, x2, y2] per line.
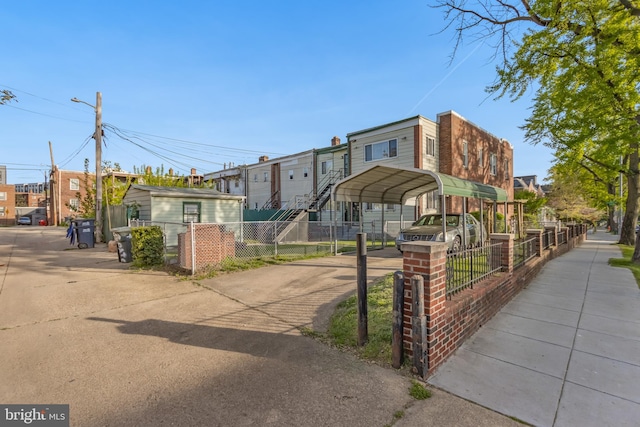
[526, 229, 543, 257]
[490, 233, 514, 274]
[401, 241, 448, 377]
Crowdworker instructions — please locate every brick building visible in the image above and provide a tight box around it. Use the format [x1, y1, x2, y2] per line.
[437, 110, 514, 215]
[0, 184, 16, 226]
[49, 168, 93, 225]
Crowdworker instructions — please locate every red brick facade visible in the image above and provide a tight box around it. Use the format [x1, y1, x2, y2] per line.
[178, 224, 236, 272]
[50, 169, 93, 224]
[438, 111, 514, 215]
[0, 184, 16, 226]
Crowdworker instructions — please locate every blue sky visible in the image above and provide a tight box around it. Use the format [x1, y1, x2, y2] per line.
[1, 0, 552, 184]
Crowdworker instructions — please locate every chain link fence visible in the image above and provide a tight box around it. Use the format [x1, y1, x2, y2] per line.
[129, 219, 401, 273]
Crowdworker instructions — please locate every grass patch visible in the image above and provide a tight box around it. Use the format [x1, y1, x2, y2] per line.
[409, 380, 432, 400]
[326, 273, 395, 364]
[173, 253, 331, 280]
[609, 244, 640, 288]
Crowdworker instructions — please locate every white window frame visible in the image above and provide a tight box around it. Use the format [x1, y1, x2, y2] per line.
[490, 154, 497, 176]
[462, 140, 468, 169]
[425, 136, 436, 156]
[69, 198, 80, 211]
[253, 174, 258, 182]
[263, 172, 268, 182]
[364, 139, 398, 162]
[0, 192, 6, 201]
[70, 179, 80, 191]
[303, 167, 309, 178]
[289, 170, 294, 180]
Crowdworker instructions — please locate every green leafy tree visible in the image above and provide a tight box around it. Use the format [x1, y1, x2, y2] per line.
[0, 89, 16, 105]
[437, 0, 640, 255]
[67, 159, 96, 218]
[132, 164, 211, 188]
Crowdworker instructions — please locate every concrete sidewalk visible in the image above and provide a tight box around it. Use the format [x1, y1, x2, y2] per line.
[426, 231, 640, 426]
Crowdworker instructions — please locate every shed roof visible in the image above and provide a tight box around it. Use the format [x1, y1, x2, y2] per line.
[332, 165, 508, 204]
[128, 185, 245, 201]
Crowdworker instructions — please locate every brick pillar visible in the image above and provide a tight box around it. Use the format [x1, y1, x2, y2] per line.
[490, 233, 514, 274]
[526, 229, 543, 256]
[401, 241, 448, 374]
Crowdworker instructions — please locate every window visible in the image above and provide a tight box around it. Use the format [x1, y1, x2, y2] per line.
[0, 207, 4, 216]
[0, 192, 6, 201]
[478, 146, 483, 167]
[254, 202, 258, 209]
[425, 190, 438, 210]
[504, 160, 510, 180]
[364, 139, 397, 162]
[253, 174, 258, 182]
[303, 167, 308, 178]
[289, 170, 294, 180]
[183, 202, 201, 223]
[462, 141, 468, 168]
[490, 154, 497, 176]
[70, 179, 80, 191]
[321, 160, 333, 174]
[263, 172, 268, 182]
[69, 199, 79, 211]
[234, 180, 239, 188]
[425, 137, 436, 156]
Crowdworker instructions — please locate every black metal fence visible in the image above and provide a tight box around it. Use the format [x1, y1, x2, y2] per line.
[513, 237, 536, 269]
[446, 243, 503, 298]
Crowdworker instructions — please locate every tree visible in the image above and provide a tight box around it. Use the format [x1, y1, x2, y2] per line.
[513, 189, 547, 220]
[546, 162, 608, 224]
[437, 0, 640, 253]
[67, 159, 96, 218]
[0, 89, 16, 105]
[132, 164, 211, 188]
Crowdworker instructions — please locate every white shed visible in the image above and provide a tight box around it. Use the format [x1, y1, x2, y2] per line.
[122, 185, 245, 246]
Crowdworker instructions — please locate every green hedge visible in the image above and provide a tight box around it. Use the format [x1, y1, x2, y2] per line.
[131, 226, 164, 267]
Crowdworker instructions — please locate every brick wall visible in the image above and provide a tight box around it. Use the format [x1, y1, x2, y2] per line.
[401, 224, 587, 377]
[178, 224, 236, 272]
[438, 111, 514, 214]
[0, 184, 16, 226]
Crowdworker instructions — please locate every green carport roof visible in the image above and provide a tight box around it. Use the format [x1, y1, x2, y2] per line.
[332, 165, 508, 204]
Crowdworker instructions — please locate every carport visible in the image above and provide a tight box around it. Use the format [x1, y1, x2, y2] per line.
[331, 165, 509, 249]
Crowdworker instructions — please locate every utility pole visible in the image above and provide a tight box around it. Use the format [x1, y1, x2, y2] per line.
[49, 141, 57, 226]
[95, 92, 103, 243]
[71, 92, 103, 243]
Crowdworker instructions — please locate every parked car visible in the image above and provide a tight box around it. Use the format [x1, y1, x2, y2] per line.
[17, 216, 31, 226]
[395, 213, 487, 252]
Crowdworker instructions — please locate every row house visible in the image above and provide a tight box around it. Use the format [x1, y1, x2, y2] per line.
[345, 111, 513, 225]
[205, 138, 347, 217]
[205, 110, 514, 227]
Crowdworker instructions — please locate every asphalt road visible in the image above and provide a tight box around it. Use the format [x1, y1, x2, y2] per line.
[0, 226, 520, 427]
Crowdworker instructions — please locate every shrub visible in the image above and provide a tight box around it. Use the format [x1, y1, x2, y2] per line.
[131, 226, 164, 267]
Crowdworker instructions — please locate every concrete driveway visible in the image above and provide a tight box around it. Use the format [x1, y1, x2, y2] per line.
[0, 227, 519, 427]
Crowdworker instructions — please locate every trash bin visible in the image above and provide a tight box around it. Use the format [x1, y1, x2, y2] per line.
[111, 226, 132, 263]
[73, 218, 95, 249]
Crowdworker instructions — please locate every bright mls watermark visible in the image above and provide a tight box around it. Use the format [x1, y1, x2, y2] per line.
[0, 405, 68, 426]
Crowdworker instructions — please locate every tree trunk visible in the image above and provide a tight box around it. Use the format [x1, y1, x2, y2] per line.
[624, 147, 639, 248]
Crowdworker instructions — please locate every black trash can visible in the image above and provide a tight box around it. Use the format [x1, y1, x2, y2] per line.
[73, 218, 95, 249]
[111, 226, 133, 263]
